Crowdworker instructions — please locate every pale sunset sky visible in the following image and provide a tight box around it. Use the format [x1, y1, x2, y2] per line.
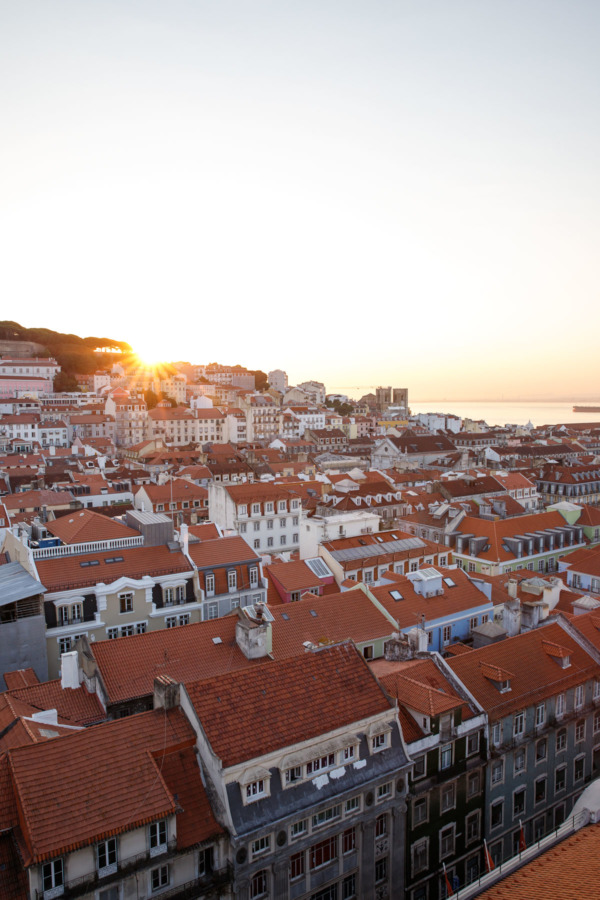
[1, 1, 598, 400]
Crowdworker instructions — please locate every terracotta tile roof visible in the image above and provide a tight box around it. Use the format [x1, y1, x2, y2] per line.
[444, 642, 473, 656]
[188, 535, 260, 568]
[476, 822, 600, 899]
[185, 642, 394, 768]
[188, 522, 221, 541]
[0, 718, 81, 752]
[269, 588, 395, 657]
[560, 545, 600, 577]
[8, 707, 194, 864]
[3, 669, 40, 690]
[36, 544, 193, 592]
[265, 560, 331, 594]
[453, 510, 583, 561]
[3, 489, 75, 511]
[91, 616, 267, 704]
[0, 832, 27, 898]
[448, 621, 600, 718]
[44, 508, 140, 544]
[2, 680, 105, 726]
[370, 567, 490, 628]
[160, 747, 224, 849]
[139, 480, 208, 503]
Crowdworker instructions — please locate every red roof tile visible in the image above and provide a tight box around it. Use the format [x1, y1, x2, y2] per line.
[8, 707, 194, 864]
[185, 642, 394, 767]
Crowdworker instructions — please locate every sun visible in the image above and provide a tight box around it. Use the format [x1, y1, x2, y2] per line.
[133, 340, 169, 369]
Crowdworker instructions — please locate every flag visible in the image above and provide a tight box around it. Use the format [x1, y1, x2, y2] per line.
[519, 820, 527, 853]
[484, 839, 495, 872]
[443, 863, 454, 897]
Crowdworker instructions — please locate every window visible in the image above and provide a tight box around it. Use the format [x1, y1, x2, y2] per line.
[342, 874, 356, 900]
[372, 732, 388, 752]
[285, 766, 302, 785]
[253, 521, 260, 532]
[492, 722, 502, 745]
[280, 517, 287, 527]
[343, 826, 356, 853]
[440, 743, 452, 770]
[556, 728, 567, 752]
[440, 824, 455, 859]
[290, 851, 305, 880]
[293, 516, 299, 526]
[151, 865, 169, 892]
[149, 821, 167, 854]
[467, 770, 481, 798]
[594, 711, 600, 734]
[556, 693, 566, 718]
[198, 846, 214, 878]
[251, 503, 260, 516]
[575, 756, 585, 782]
[165, 616, 177, 629]
[575, 685, 584, 708]
[205, 573, 215, 595]
[310, 836, 337, 870]
[240, 522, 247, 533]
[293, 533, 299, 543]
[536, 738, 547, 762]
[251, 835, 270, 859]
[555, 765, 566, 792]
[267, 519, 274, 530]
[58, 636, 72, 655]
[375, 857, 388, 883]
[375, 814, 387, 839]
[377, 782, 391, 801]
[246, 780, 266, 802]
[442, 625, 452, 645]
[254, 539, 260, 549]
[343, 745, 356, 762]
[413, 755, 426, 779]
[206, 602, 218, 620]
[265, 502, 274, 513]
[535, 702, 545, 727]
[441, 782, 455, 812]
[466, 810, 480, 844]
[42, 859, 64, 895]
[281, 535, 287, 545]
[514, 747, 526, 774]
[291, 819, 308, 839]
[575, 719, 586, 742]
[467, 732, 479, 756]
[227, 570, 237, 592]
[595, 680, 600, 700]
[490, 800, 503, 829]
[312, 805, 340, 828]
[513, 788, 526, 816]
[412, 838, 428, 875]
[413, 796, 428, 825]
[535, 777, 547, 804]
[250, 870, 268, 899]
[119, 593, 133, 613]
[249, 567, 258, 587]
[107, 628, 118, 640]
[491, 760, 504, 786]
[307, 753, 335, 776]
[345, 797, 360, 815]
[97, 837, 117, 874]
[513, 710, 525, 736]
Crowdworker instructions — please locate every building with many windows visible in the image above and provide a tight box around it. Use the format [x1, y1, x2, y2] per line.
[209, 482, 304, 554]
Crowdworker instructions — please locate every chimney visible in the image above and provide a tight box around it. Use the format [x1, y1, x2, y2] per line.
[180, 522, 189, 556]
[507, 578, 518, 599]
[60, 651, 80, 690]
[235, 606, 272, 659]
[153, 675, 180, 710]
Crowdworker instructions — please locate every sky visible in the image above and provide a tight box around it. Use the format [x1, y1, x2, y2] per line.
[1, 1, 599, 400]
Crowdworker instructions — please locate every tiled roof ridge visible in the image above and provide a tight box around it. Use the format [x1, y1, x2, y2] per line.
[390, 672, 458, 715]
